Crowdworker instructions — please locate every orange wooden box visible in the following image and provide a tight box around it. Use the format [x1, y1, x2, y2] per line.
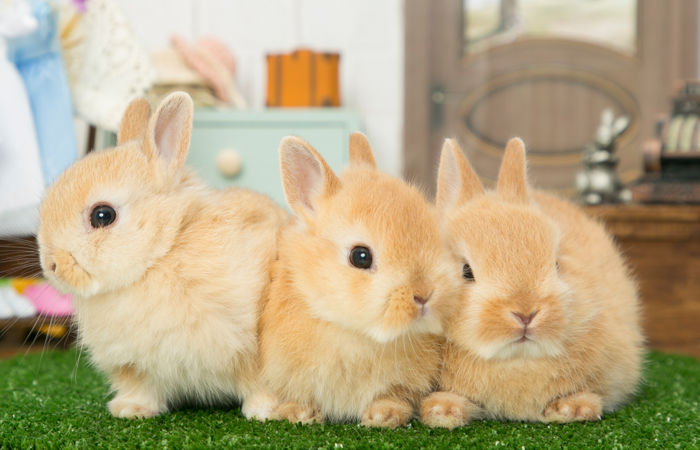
[267, 49, 340, 107]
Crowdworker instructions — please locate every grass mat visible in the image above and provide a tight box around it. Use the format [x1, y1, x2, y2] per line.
[0, 349, 698, 450]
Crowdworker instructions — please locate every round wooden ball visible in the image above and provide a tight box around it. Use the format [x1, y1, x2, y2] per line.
[216, 149, 242, 177]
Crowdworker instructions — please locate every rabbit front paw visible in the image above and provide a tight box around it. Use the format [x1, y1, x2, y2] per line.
[361, 398, 413, 429]
[420, 391, 480, 429]
[544, 392, 602, 423]
[269, 402, 324, 424]
[107, 398, 165, 419]
[241, 392, 278, 421]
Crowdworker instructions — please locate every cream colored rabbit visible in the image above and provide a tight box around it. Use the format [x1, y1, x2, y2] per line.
[258, 134, 461, 428]
[420, 138, 644, 428]
[37, 93, 289, 420]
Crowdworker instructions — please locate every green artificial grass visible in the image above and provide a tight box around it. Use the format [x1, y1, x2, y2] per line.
[0, 350, 698, 450]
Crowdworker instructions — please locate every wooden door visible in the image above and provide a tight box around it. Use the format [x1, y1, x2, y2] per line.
[405, 0, 698, 196]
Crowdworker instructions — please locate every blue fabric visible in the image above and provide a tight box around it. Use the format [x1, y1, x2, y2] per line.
[6, 0, 60, 63]
[7, 0, 77, 186]
[13, 55, 77, 185]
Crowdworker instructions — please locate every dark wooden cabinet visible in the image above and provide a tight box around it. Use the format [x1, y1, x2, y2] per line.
[0, 316, 74, 359]
[585, 204, 700, 359]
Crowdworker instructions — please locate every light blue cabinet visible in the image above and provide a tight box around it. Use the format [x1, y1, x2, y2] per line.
[187, 109, 362, 207]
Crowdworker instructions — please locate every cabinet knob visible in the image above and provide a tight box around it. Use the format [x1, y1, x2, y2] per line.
[217, 149, 242, 177]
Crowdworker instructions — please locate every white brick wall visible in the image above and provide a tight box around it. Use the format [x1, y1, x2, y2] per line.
[115, 0, 405, 176]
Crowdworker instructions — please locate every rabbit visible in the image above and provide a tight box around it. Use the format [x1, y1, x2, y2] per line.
[37, 92, 290, 420]
[258, 133, 461, 428]
[420, 138, 644, 428]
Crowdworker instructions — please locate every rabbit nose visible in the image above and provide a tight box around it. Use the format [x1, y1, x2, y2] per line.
[414, 295, 429, 306]
[46, 256, 57, 273]
[513, 311, 537, 326]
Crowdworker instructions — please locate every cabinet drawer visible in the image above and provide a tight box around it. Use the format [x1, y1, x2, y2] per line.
[187, 109, 361, 207]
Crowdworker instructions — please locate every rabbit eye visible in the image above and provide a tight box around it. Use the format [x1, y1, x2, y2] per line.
[463, 263, 475, 281]
[556, 261, 560, 272]
[349, 246, 373, 269]
[90, 205, 116, 228]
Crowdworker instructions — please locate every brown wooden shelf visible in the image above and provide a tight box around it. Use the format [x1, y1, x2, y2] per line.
[0, 236, 41, 278]
[0, 315, 75, 359]
[585, 203, 700, 360]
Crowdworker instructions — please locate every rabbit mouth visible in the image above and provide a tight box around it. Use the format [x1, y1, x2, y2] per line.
[419, 305, 430, 318]
[514, 327, 535, 343]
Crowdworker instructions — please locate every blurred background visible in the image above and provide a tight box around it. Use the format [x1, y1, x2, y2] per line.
[0, 0, 699, 358]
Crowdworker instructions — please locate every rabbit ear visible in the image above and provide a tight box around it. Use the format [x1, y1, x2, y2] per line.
[496, 138, 529, 204]
[118, 98, 151, 144]
[349, 132, 377, 168]
[436, 139, 484, 211]
[143, 92, 194, 170]
[279, 136, 341, 216]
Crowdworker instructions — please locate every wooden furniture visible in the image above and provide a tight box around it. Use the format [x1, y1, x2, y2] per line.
[99, 108, 361, 206]
[585, 204, 700, 359]
[187, 108, 360, 207]
[0, 239, 74, 359]
[0, 316, 74, 359]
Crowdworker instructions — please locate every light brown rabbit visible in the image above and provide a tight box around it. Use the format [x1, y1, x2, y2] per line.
[258, 134, 461, 428]
[420, 138, 644, 428]
[37, 93, 290, 419]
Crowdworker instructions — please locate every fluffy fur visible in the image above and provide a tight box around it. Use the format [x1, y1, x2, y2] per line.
[258, 134, 461, 428]
[420, 138, 644, 428]
[37, 93, 290, 420]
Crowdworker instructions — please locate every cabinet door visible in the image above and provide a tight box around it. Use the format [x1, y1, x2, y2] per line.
[188, 126, 348, 206]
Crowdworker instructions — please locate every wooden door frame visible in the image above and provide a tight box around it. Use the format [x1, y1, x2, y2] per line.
[404, 0, 433, 192]
[404, 0, 700, 195]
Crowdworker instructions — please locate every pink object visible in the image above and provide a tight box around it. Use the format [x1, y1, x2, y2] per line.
[71, 0, 88, 13]
[198, 37, 236, 75]
[171, 35, 237, 104]
[23, 283, 74, 317]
